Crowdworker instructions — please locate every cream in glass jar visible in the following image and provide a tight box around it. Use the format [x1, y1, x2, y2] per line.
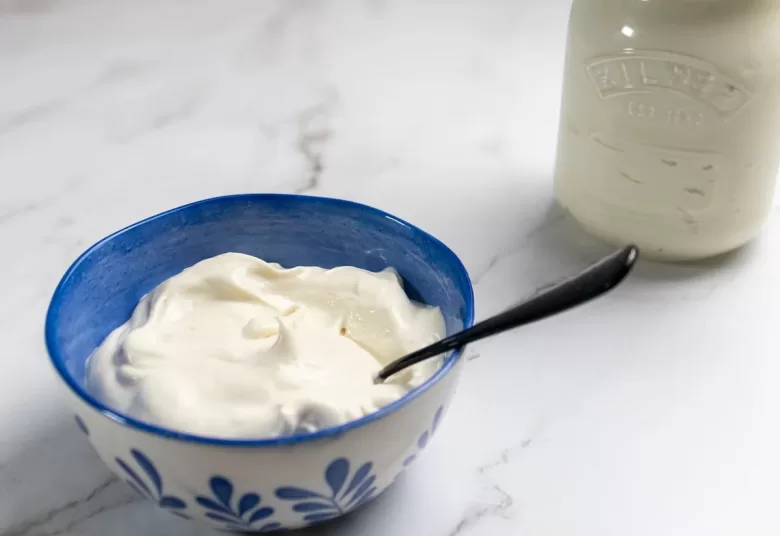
[554, 0, 780, 260]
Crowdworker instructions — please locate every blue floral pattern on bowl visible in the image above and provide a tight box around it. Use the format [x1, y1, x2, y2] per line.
[403, 405, 444, 467]
[275, 458, 377, 525]
[196, 476, 281, 532]
[116, 449, 189, 519]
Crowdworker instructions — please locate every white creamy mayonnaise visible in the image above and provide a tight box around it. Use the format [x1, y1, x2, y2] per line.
[86, 253, 446, 439]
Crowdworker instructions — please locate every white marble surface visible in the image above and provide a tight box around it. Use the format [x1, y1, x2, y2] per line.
[2, 0, 780, 534]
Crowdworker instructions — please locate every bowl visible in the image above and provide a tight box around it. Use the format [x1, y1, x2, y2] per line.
[45, 194, 474, 531]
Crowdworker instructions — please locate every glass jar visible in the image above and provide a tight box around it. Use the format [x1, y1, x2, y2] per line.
[553, 0, 780, 260]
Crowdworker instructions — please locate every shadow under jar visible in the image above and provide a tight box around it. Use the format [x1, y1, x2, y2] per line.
[554, 0, 780, 261]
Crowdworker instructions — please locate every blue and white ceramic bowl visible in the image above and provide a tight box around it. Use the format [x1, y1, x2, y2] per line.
[45, 194, 474, 532]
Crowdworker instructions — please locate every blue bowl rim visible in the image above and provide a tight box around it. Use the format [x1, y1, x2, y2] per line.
[45, 193, 475, 447]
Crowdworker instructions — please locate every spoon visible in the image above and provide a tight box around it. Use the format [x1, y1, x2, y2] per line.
[374, 245, 638, 383]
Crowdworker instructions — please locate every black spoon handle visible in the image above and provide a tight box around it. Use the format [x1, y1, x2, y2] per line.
[375, 245, 638, 382]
